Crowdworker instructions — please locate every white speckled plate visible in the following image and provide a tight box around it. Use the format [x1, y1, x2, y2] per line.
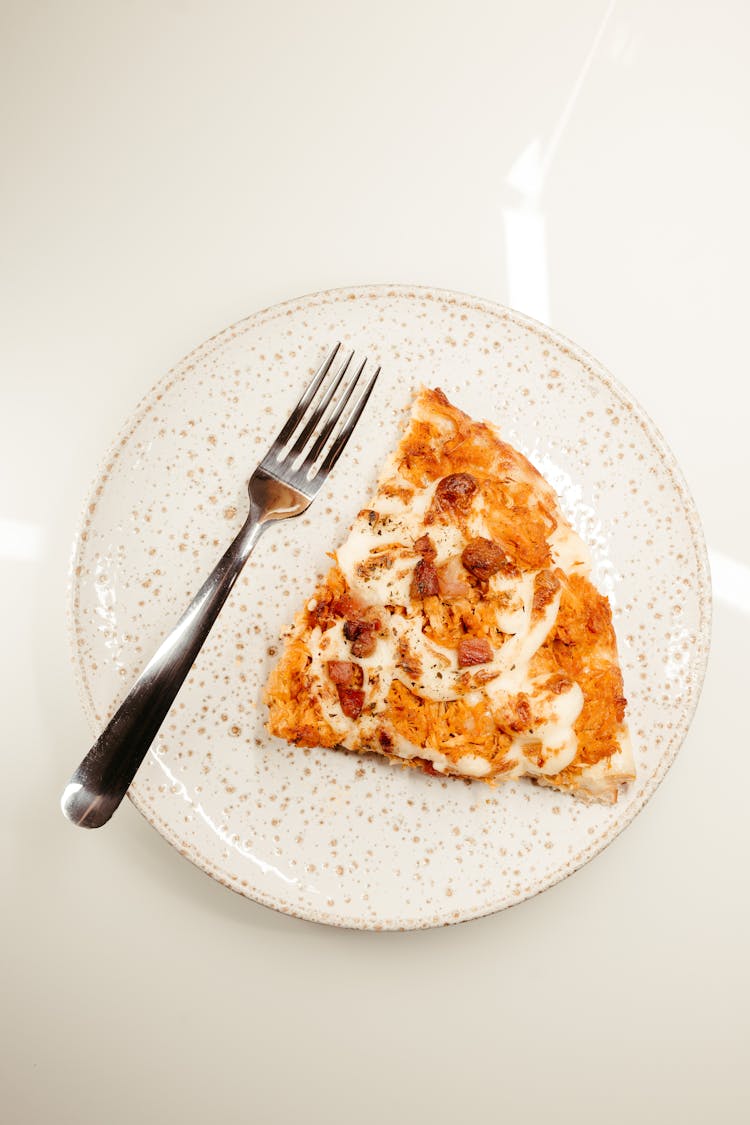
[70, 285, 711, 929]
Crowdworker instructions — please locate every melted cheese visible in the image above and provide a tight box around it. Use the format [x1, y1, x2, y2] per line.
[550, 522, 592, 574]
[507, 681, 584, 776]
[390, 731, 492, 778]
[337, 479, 468, 604]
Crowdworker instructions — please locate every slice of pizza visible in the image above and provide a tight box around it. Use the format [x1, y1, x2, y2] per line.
[265, 387, 634, 803]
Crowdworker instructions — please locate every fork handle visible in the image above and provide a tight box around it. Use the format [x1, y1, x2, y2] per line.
[61, 514, 264, 828]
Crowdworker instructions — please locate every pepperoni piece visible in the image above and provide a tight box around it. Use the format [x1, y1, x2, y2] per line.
[434, 472, 479, 511]
[457, 636, 493, 667]
[461, 537, 507, 581]
[326, 661, 363, 688]
[336, 687, 365, 720]
[410, 558, 439, 599]
[414, 533, 436, 560]
[343, 614, 381, 658]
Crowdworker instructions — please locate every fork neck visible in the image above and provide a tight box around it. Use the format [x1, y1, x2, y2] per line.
[234, 513, 266, 561]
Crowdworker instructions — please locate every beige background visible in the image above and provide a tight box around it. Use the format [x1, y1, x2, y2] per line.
[2, 1, 747, 1122]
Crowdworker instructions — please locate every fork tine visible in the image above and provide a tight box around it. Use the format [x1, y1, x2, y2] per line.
[312, 364, 381, 481]
[273, 342, 341, 450]
[285, 349, 354, 462]
[302, 355, 368, 468]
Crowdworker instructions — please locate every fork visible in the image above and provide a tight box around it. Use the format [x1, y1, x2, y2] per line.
[61, 343, 380, 829]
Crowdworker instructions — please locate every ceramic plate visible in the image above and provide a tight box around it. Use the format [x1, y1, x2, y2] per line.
[69, 285, 711, 929]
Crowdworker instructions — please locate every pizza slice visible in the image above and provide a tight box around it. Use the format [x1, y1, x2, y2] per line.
[265, 387, 634, 803]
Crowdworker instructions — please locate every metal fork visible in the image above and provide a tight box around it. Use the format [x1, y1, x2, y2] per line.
[61, 343, 380, 829]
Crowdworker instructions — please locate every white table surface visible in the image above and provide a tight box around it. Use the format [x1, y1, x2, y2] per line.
[3, 2, 748, 1122]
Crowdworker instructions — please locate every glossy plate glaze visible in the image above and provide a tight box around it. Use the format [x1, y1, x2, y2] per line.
[69, 285, 711, 929]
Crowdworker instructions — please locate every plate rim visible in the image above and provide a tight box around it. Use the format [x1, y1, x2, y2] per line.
[67, 282, 713, 929]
